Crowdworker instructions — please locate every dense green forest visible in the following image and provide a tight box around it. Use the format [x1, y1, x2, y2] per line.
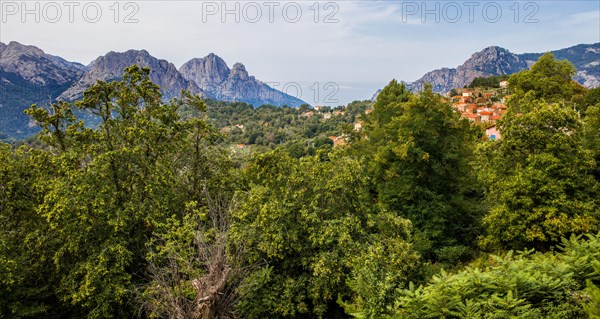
[200, 98, 370, 155]
[1, 54, 600, 318]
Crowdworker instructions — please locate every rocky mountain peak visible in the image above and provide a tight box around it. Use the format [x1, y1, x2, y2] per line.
[4, 41, 46, 57]
[178, 53, 230, 94]
[0, 41, 85, 86]
[375, 43, 599, 100]
[475, 46, 509, 56]
[230, 63, 249, 80]
[94, 49, 152, 70]
[460, 46, 527, 75]
[407, 45, 530, 93]
[59, 49, 204, 101]
[0, 41, 87, 139]
[179, 55, 305, 107]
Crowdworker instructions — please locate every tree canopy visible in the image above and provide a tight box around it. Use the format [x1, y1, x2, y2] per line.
[2, 54, 599, 318]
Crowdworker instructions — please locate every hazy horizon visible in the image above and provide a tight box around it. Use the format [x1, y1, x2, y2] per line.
[1, 0, 598, 104]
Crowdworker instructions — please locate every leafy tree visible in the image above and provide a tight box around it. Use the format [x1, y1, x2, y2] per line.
[0, 144, 65, 318]
[481, 58, 600, 251]
[583, 103, 600, 182]
[358, 81, 481, 261]
[507, 53, 586, 112]
[231, 150, 418, 318]
[140, 186, 245, 319]
[467, 74, 510, 89]
[15, 65, 224, 317]
[367, 80, 412, 127]
[583, 87, 600, 111]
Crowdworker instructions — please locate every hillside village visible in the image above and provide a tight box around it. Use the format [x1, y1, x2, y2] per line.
[320, 81, 510, 147]
[450, 80, 510, 140]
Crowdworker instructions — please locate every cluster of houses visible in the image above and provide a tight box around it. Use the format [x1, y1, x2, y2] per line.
[327, 108, 373, 146]
[301, 107, 347, 119]
[450, 85, 508, 140]
[229, 85, 507, 151]
[326, 86, 509, 147]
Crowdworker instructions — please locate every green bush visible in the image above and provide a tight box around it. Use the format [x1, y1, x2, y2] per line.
[391, 234, 600, 319]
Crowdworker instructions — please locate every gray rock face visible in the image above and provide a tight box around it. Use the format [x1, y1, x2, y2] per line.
[59, 49, 205, 101]
[179, 53, 230, 95]
[459, 46, 528, 76]
[408, 46, 529, 93]
[408, 67, 458, 93]
[180, 54, 306, 107]
[0, 41, 85, 86]
[0, 41, 86, 139]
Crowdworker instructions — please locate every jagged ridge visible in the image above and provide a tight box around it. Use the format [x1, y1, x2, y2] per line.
[179, 55, 306, 107]
[0, 41, 308, 139]
[59, 49, 204, 101]
[372, 43, 600, 100]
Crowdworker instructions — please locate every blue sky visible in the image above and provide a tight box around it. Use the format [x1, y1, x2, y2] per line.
[1, 1, 599, 104]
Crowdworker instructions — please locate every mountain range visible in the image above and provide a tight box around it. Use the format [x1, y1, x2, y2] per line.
[372, 43, 600, 100]
[1, 41, 599, 140]
[0, 41, 305, 139]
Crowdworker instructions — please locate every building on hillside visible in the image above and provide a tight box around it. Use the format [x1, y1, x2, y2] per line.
[463, 113, 481, 122]
[499, 81, 509, 88]
[479, 110, 493, 122]
[494, 103, 507, 111]
[486, 125, 501, 140]
[323, 112, 332, 119]
[354, 121, 363, 131]
[365, 109, 373, 115]
[301, 111, 315, 117]
[453, 103, 468, 112]
[466, 104, 478, 114]
[329, 135, 346, 147]
[459, 96, 473, 104]
[492, 103, 507, 116]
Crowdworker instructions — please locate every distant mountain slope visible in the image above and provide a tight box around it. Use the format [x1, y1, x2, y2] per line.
[408, 46, 529, 93]
[0, 42, 309, 139]
[519, 43, 600, 88]
[371, 43, 600, 100]
[59, 49, 205, 101]
[179, 54, 306, 107]
[0, 41, 86, 86]
[0, 41, 85, 139]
